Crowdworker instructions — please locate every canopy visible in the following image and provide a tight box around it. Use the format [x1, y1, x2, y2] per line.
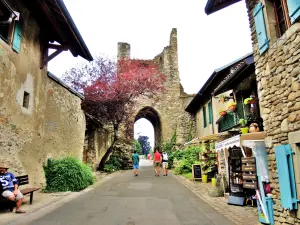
[216, 135, 240, 151]
[216, 132, 265, 151]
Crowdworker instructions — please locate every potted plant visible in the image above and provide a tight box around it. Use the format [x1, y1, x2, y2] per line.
[227, 101, 237, 112]
[211, 176, 217, 187]
[244, 97, 257, 105]
[239, 119, 249, 134]
[201, 165, 215, 183]
[219, 109, 227, 117]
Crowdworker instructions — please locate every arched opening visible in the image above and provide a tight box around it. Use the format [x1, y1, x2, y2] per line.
[134, 107, 162, 152]
[134, 119, 154, 155]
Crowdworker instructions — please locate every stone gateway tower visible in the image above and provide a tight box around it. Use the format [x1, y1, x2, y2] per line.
[118, 29, 195, 147]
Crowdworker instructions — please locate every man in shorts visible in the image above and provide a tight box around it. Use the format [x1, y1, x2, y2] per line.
[132, 151, 140, 177]
[0, 164, 26, 213]
[162, 150, 169, 176]
[153, 147, 162, 176]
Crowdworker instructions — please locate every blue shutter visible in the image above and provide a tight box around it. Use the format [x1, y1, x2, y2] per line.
[12, 21, 22, 53]
[203, 106, 207, 128]
[287, 0, 300, 24]
[274, 144, 298, 210]
[208, 101, 213, 124]
[253, 2, 269, 55]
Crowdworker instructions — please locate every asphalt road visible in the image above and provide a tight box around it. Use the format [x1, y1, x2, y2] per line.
[28, 160, 235, 225]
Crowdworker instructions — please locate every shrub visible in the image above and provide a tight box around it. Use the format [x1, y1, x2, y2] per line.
[43, 157, 94, 192]
[171, 145, 203, 174]
[103, 154, 123, 173]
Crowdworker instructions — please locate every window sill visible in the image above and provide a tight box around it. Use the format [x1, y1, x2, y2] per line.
[269, 23, 300, 50]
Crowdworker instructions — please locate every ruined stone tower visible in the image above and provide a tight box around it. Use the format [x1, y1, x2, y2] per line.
[118, 29, 196, 146]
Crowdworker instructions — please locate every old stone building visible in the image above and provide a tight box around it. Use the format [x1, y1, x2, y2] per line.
[0, 0, 93, 186]
[118, 29, 196, 147]
[205, 0, 300, 224]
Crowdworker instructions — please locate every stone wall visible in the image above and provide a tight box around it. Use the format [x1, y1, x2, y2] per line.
[246, 0, 300, 223]
[0, 0, 88, 186]
[119, 29, 196, 148]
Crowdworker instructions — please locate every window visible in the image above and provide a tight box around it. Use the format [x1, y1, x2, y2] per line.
[23, 91, 29, 108]
[208, 101, 213, 125]
[203, 106, 207, 128]
[0, 1, 22, 52]
[273, 0, 291, 37]
[0, 1, 14, 42]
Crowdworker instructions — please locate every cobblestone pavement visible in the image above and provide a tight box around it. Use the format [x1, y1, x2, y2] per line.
[173, 175, 260, 225]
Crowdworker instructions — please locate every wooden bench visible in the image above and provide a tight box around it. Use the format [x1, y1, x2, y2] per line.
[0, 175, 40, 212]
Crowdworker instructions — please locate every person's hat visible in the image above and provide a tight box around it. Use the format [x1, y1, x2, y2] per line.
[0, 163, 9, 169]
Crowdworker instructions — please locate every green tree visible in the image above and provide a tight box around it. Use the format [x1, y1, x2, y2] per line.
[137, 136, 151, 155]
[134, 139, 142, 155]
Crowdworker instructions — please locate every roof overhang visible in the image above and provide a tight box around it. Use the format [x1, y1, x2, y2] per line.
[205, 0, 242, 15]
[185, 53, 253, 114]
[212, 55, 254, 96]
[24, 0, 93, 62]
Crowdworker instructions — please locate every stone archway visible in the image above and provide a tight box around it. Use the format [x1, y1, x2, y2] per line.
[118, 29, 196, 148]
[134, 107, 162, 147]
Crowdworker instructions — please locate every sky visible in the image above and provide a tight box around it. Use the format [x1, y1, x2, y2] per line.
[48, 0, 252, 147]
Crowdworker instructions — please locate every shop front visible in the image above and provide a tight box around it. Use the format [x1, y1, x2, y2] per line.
[216, 132, 274, 224]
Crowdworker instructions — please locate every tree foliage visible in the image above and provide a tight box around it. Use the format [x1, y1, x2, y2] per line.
[137, 135, 151, 155]
[63, 56, 166, 170]
[134, 139, 142, 155]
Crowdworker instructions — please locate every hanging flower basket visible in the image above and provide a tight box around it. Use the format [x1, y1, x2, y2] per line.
[228, 104, 237, 112]
[219, 111, 227, 117]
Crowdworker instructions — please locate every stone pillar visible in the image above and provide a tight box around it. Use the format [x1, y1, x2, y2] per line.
[117, 42, 130, 60]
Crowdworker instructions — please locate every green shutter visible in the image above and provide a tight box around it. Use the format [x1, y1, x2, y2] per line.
[208, 101, 213, 124]
[12, 21, 22, 53]
[287, 0, 300, 24]
[253, 2, 269, 55]
[203, 106, 207, 128]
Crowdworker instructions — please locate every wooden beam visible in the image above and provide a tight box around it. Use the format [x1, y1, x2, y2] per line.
[47, 43, 68, 50]
[37, 1, 66, 42]
[40, 47, 67, 69]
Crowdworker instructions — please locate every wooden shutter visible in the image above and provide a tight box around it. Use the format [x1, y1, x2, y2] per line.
[253, 2, 269, 55]
[287, 0, 300, 24]
[203, 106, 207, 128]
[12, 21, 22, 53]
[208, 101, 213, 125]
[275, 144, 298, 210]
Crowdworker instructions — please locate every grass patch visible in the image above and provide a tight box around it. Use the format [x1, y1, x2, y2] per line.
[183, 172, 193, 180]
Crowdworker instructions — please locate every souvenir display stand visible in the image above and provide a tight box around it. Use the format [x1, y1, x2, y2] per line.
[241, 137, 274, 225]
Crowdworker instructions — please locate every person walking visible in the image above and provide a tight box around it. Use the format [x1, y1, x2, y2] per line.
[132, 151, 140, 177]
[162, 150, 169, 176]
[153, 147, 162, 176]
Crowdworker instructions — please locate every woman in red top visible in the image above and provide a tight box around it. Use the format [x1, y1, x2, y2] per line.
[153, 147, 162, 176]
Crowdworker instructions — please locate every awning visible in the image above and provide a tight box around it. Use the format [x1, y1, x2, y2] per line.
[184, 132, 232, 146]
[216, 132, 265, 151]
[216, 135, 240, 151]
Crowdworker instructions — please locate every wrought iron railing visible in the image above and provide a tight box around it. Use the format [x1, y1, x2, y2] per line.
[219, 103, 245, 132]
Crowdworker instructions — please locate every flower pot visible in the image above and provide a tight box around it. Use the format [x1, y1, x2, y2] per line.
[212, 178, 217, 187]
[219, 111, 226, 117]
[202, 174, 208, 183]
[249, 123, 260, 133]
[228, 105, 237, 112]
[241, 127, 249, 134]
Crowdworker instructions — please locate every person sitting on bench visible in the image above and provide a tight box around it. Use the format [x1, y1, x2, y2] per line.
[0, 164, 26, 213]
